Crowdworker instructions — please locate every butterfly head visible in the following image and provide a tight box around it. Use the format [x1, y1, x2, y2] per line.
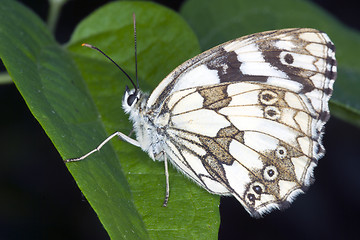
[122, 86, 141, 114]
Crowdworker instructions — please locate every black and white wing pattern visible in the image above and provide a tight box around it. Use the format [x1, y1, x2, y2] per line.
[143, 28, 336, 217]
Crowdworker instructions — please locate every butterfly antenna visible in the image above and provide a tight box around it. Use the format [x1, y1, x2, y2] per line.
[133, 13, 139, 89]
[81, 43, 137, 90]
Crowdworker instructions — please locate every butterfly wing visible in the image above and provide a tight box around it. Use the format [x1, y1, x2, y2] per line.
[147, 28, 336, 110]
[147, 28, 336, 217]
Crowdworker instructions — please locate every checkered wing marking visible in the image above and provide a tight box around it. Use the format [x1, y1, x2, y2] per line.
[147, 28, 336, 217]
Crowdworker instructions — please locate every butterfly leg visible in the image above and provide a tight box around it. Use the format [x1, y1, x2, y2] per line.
[162, 152, 170, 207]
[64, 131, 140, 163]
[128, 128, 135, 138]
[155, 151, 170, 206]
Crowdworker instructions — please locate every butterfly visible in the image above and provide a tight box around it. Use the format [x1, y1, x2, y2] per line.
[66, 27, 336, 218]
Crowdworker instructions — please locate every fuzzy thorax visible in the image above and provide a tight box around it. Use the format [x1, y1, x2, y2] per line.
[122, 88, 164, 161]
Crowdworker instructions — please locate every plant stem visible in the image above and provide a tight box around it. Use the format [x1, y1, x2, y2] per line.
[47, 0, 68, 34]
[0, 72, 13, 85]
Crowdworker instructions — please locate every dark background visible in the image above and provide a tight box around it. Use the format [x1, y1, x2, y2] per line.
[1, 0, 359, 239]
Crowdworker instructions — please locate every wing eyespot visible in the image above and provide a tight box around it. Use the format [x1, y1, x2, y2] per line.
[263, 165, 279, 181]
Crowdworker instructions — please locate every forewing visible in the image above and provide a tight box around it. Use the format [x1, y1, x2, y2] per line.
[147, 28, 336, 112]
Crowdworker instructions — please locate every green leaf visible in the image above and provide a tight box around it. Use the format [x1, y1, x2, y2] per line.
[180, 0, 360, 127]
[1, 0, 221, 239]
[0, 0, 147, 239]
[67, 1, 220, 239]
[1, 0, 221, 238]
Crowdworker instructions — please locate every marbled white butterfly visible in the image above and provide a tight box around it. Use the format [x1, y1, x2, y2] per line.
[66, 27, 336, 217]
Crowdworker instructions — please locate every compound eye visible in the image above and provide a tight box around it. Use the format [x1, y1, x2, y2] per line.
[127, 93, 137, 106]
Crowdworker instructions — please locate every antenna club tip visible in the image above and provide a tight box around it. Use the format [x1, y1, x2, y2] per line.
[82, 43, 95, 49]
